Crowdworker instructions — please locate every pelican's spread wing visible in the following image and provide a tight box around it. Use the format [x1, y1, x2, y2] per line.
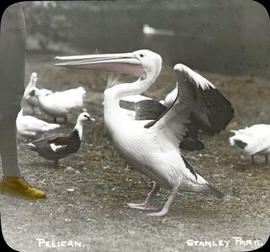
[120, 99, 167, 120]
[145, 64, 234, 148]
[134, 100, 167, 120]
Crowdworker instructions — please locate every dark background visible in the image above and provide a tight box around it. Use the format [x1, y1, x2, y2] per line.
[21, 0, 270, 79]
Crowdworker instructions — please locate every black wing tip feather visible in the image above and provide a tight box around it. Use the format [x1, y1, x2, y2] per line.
[135, 100, 167, 120]
[209, 89, 234, 127]
[120, 99, 168, 121]
[119, 100, 136, 111]
[176, 65, 234, 134]
[179, 138, 204, 151]
[198, 87, 234, 134]
[181, 154, 198, 180]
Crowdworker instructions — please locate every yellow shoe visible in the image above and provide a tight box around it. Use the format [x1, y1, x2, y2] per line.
[0, 176, 46, 201]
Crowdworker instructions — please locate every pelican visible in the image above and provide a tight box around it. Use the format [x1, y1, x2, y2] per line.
[229, 124, 270, 164]
[55, 49, 234, 216]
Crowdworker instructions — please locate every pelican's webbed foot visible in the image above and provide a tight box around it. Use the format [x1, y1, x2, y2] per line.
[147, 190, 178, 217]
[127, 181, 160, 211]
[127, 203, 157, 211]
[147, 209, 168, 217]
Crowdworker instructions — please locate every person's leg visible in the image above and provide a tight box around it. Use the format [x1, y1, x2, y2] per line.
[0, 118, 21, 177]
[0, 4, 45, 200]
[0, 116, 46, 200]
[0, 4, 25, 177]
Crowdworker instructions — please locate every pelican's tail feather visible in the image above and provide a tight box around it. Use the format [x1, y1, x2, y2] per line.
[204, 183, 224, 198]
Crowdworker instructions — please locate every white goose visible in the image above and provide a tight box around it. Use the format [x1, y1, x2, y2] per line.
[28, 86, 86, 123]
[16, 108, 60, 140]
[229, 124, 270, 164]
[55, 49, 234, 216]
[23, 72, 53, 113]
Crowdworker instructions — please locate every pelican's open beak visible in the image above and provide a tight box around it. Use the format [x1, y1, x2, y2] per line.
[55, 52, 146, 79]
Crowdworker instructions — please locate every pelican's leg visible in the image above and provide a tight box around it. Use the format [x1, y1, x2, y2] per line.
[53, 117, 57, 123]
[148, 189, 178, 217]
[265, 154, 268, 164]
[64, 116, 68, 123]
[127, 181, 160, 211]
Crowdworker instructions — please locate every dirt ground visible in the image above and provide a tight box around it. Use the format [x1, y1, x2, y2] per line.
[0, 54, 269, 251]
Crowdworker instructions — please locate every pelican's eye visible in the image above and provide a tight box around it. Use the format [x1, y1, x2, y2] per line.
[139, 54, 144, 58]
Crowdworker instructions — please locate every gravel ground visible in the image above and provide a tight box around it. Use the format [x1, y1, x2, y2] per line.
[0, 55, 269, 251]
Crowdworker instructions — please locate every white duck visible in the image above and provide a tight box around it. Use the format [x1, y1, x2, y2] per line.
[23, 72, 53, 114]
[16, 108, 60, 140]
[26, 112, 95, 168]
[28, 86, 86, 123]
[55, 49, 234, 216]
[229, 124, 270, 164]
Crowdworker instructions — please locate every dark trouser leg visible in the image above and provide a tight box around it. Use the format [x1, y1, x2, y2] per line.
[0, 5, 26, 178]
[0, 118, 21, 177]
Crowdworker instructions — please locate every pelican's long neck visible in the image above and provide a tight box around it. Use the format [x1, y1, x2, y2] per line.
[104, 69, 160, 114]
[74, 119, 83, 140]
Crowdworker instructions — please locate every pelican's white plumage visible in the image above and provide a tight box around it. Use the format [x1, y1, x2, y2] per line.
[55, 49, 233, 216]
[229, 124, 270, 163]
[16, 109, 60, 139]
[29, 86, 86, 122]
